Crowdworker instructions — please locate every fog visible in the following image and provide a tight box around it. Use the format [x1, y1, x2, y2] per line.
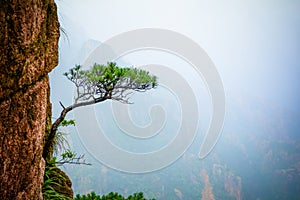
[50, 0, 300, 199]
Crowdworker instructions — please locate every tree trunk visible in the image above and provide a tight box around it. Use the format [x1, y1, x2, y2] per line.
[0, 0, 59, 199]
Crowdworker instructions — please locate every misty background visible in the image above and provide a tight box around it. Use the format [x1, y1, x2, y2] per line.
[49, 0, 300, 199]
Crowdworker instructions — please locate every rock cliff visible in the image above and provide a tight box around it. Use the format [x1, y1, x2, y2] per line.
[0, 0, 59, 199]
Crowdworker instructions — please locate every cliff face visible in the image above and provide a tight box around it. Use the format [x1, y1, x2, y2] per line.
[0, 0, 59, 199]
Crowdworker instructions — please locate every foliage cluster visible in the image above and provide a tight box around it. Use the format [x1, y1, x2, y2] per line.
[43, 120, 88, 200]
[64, 62, 157, 103]
[53, 119, 75, 155]
[43, 162, 72, 200]
[74, 192, 155, 200]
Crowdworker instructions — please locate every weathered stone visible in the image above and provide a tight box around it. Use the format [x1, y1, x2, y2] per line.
[0, 0, 59, 99]
[0, 0, 59, 199]
[49, 167, 74, 199]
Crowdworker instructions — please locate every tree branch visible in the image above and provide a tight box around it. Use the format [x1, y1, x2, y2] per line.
[56, 155, 91, 166]
[43, 63, 157, 161]
[43, 97, 108, 159]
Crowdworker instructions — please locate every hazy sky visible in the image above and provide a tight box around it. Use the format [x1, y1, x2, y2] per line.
[50, 1, 300, 168]
[54, 0, 300, 113]
[48, 2, 300, 197]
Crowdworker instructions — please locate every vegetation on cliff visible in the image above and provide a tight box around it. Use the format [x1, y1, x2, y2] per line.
[42, 62, 157, 199]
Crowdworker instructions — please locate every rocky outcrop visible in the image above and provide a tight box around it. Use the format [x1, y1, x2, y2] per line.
[50, 167, 74, 199]
[0, 0, 59, 199]
[201, 169, 216, 200]
[212, 164, 242, 200]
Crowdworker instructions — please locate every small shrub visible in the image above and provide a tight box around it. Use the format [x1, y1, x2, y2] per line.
[74, 192, 155, 200]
